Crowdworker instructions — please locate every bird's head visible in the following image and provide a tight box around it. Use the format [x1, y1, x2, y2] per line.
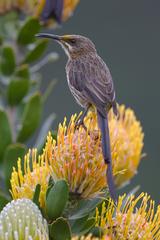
[35, 33, 96, 58]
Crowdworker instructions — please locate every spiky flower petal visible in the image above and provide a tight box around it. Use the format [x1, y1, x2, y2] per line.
[10, 149, 50, 209]
[96, 193, 160, 240]
[0, 198, 49, 240]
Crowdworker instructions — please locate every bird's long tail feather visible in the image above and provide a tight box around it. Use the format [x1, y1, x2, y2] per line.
[97, 110, 117, 203]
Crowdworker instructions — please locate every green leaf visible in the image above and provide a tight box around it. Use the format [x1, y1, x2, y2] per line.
[16, 64, 30, 78]
[49, 218, 71, 240]
[34, 113, 56, 150]
[24, 39, 48, 63]
[17, 17, 41, 45]
[71, 215, 96, 235]
[46, 180, 69, 220]
[42, 80, 57, 103]
[7, 78, 30, 106]
[69, 197, 103, 220]
[0, 193, 8, 211]
[33, 184, 41, 207]
[0, 36, 3, 45]
[7, 64, 30, 105]
[0, 109, 12, 161]
[78, 218, 95, 235]
[70, 215, 88, 233]
[17, 92, 42, 142]
[4, 143, 26, 189]
[0, 46, 16, 76]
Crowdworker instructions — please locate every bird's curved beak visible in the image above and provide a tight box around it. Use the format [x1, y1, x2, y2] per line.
[35, 33, 62, 41]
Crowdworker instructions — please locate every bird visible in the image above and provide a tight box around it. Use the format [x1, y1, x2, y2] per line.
[36, 33, 118, 202]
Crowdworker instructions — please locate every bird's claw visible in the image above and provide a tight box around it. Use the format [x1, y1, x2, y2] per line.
[75, 119, 87, 131]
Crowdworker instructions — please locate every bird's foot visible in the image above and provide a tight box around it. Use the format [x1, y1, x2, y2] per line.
[75, 119, 87, 131]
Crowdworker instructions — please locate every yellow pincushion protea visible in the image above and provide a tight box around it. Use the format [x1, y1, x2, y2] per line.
[96, 193, 160, 240]
[44, 104, 143, 198]
[0, 0, 79, 24]
[84, 105, 144, 186]
[44, 115, 107, 198]
[10, 149, 50, 209]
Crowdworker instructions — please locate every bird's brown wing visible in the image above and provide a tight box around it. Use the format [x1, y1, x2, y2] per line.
[67, 56, 116, 117]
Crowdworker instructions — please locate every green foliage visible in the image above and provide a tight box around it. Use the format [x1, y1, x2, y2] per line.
[71, 216, 96, 235]
[4, 143, 26, 188]
[7, 77, 30, 106]
[17, 93, 42, 142]
[0, 15, 56, 204]
[24, 39, 48, 63]
[33, 184, 41, 208]
[0, 109, 12, 161]
[34, 113, 56, 150]
[69, 197, 103, 220]
[0, 46, 16, 76]
[46, 180, 69, 220]
[0, 192, 8, 211]
[49, 218, 71, 240]
[15, 64, 30, 78]
[17, 17, 41, 45]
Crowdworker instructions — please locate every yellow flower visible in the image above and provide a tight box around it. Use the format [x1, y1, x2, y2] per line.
[84, 105, 144, 186]
[108, 105, 144, 186]
[44, 104, 143, 198]
[44, 115, 107, 199]
[10, 149, 50, 209]
[0, 0, 79, 25]
[96, 193, 160, 240]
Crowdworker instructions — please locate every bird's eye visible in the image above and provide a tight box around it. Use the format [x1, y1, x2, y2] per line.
[69, 39, 76, 44]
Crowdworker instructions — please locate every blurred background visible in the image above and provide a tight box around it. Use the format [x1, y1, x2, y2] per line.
[41, 0, 160, 202]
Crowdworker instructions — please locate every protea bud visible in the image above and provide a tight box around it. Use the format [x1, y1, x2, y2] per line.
[0, 198, 49, 240]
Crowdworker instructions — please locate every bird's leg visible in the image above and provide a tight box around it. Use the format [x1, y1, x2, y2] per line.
[97, 110, 117, 203]
[75, 105, 90, 130]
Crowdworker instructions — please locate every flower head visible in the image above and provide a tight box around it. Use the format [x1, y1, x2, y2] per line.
[44, 105, 143, 198]
[108, 105, 144, 186]
[0, 198, 49, 240]
[0, 0, 79, 25]
[44, 114, 107, 199]
[85, 105, 144, 186]
[10, 149, 50, 209]
[96, 193, 160, 240]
